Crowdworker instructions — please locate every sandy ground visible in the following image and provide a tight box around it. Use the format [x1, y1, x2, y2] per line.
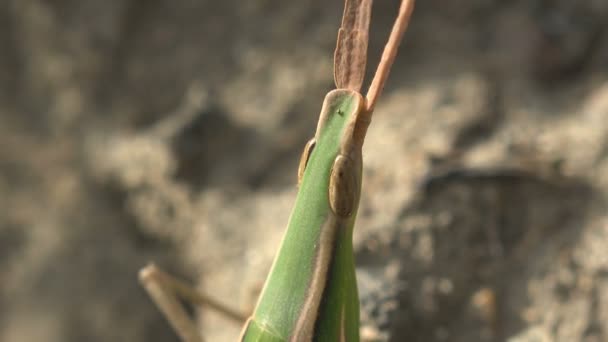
[1, 0, 608, 341]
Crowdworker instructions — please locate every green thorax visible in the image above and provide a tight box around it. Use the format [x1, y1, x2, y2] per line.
[243, 89, 362, 341]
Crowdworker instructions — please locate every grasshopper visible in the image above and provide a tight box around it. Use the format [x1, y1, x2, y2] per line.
[140, 0, 415, 340]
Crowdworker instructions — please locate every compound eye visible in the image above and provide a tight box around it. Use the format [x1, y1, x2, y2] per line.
[329, 155, 357, 217]
[297, 138, 316, 186]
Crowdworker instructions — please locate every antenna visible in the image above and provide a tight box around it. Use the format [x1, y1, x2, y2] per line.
[365, 0, 415, 112]
[333, 0, 372, 91]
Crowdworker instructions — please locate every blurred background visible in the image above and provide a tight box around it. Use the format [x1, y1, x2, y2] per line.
[1, 0, 608, 341]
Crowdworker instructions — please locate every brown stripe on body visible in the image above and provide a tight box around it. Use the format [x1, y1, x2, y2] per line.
[290, 214, 344, 341]
[340, 305, 347, 342]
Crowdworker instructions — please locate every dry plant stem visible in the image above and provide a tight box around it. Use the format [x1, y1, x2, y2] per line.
[139, 264, 248, 342]
[365, 0, 415, 113]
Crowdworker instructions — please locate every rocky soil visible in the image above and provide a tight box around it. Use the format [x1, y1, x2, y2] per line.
[1, 0, 608, 341]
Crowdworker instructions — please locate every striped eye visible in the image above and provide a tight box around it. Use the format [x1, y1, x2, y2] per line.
[329, 155, 356, 217]
[297, 138, 316, 186]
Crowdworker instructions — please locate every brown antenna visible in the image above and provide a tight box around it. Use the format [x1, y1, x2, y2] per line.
[334, 0, 373, 91]
[365, 0, 415, 113]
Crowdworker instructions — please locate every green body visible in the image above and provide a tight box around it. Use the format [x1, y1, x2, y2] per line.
[241, 90, 365, 341]
[139, 2, 413, 341]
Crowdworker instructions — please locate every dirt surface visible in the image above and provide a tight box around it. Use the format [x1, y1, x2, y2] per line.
[1, 0, 608, 341]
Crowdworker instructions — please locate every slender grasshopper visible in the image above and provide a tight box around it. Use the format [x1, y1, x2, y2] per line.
[140, 0, 415, 341]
